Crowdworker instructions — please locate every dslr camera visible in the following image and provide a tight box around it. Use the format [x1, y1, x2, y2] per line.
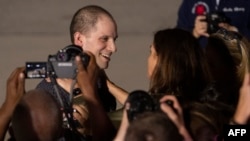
[126, 90, 174, 122]
[204, 11, 228, 34]
[25, 44, 90, 79]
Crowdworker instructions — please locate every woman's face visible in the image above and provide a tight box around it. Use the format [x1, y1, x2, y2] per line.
[147, 44, 158, 79]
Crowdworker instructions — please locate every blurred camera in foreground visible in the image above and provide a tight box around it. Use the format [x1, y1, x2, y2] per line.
[126, 90, 174, 122]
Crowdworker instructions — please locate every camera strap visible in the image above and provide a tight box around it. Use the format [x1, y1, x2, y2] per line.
[47, 60, 77, 131]
[49, 75, 83, 140]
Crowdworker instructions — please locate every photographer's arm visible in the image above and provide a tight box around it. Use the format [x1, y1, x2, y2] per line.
[76, 54, 116, 141]
[0, 67, 25, 141]
[231, 73, 250, 124]
[218, 23, 238, 32]
[193, 15, 209, 38]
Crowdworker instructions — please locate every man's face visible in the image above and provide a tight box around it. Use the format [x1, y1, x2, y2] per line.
[79, 15, 118, 69]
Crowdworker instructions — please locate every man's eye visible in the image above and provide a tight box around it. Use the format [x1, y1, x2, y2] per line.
[101, 37, 109, 42]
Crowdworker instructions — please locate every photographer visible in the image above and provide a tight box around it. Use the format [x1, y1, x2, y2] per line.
[176, 0, 250, 47]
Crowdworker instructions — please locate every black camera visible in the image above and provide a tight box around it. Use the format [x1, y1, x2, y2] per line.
[126, 90, 174, 122]
[25, 44, 90, 79]
[205, 12, 228, 34]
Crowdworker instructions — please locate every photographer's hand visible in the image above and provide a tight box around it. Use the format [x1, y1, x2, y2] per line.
[72, 104, 91, 135]
[76, 52, 99, 96]
[218, 22, 238, 32]
[75, 53, 116, 141]
[160, 95, 193, 141]
[0, 67, 25, 141]
[193, 15, 209, 38]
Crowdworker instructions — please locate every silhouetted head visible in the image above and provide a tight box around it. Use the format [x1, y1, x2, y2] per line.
[12, 89, 63, 141]
[125, 112, 183, 141]
[186, 101, 234, 141]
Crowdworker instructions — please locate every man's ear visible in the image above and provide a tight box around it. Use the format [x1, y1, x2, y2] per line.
[73, 32, 85, 47]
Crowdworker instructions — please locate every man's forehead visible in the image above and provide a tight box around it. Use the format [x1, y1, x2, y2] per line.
[89, 17, 117, 38]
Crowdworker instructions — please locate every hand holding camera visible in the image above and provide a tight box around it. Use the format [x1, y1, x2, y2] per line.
[193, 14, 209, 38]
[125, 90, 193, 141]
[125, 90, 177, 122]
[160, 95, 193, 141]
[159, 95, 184, 129]
[193, 11, 233, 38]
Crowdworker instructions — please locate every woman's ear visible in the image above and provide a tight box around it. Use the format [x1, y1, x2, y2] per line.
[73, 32, 85, 47]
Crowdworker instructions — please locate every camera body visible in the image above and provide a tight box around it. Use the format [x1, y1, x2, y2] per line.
[205, 12, 228, 34]
[126, 90, 173, 122]
[25, 44, 90, 79]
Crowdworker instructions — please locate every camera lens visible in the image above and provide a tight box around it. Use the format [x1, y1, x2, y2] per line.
[126, 90, 155, 122]
[57, 52, 68, 61]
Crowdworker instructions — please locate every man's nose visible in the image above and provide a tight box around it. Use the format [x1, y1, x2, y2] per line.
[108, 40, 117, 52]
